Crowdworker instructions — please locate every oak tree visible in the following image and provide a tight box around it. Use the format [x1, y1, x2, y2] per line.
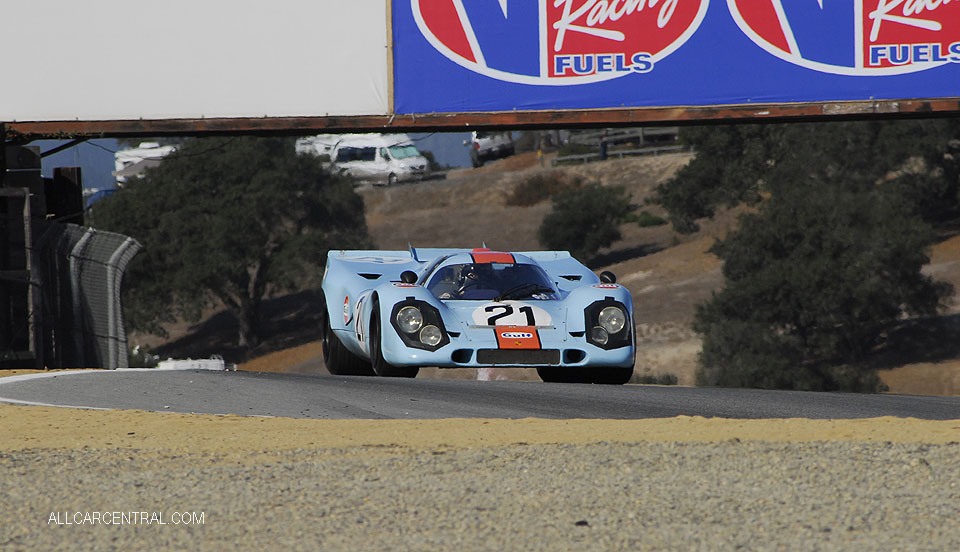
[92, 136, 371, 349]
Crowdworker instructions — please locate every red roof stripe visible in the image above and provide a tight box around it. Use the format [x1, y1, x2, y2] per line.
[471, 252, 515, 264]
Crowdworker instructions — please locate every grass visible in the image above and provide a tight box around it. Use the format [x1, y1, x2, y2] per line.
[635, 210, 668, 228]
[557, 143, 600, 157]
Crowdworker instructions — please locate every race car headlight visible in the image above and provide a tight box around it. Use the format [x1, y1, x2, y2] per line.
[396, 306, 424, 334]
[598, 306, 626, 334]
[419, 325, 442, 347]
[390, 298, 450, 351]
[590, 326, 609, 346]
[584, 298, 631, 350]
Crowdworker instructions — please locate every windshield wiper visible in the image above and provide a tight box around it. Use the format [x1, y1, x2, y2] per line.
[495, 283, 554, 302]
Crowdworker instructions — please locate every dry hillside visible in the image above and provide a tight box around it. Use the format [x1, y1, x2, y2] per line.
[153, 151, 960, 394]
[356, 151, 722, 384]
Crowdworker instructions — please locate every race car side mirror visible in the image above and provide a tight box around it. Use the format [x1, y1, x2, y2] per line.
[400, 270, 418, 284]
[599, 271, 617, 284]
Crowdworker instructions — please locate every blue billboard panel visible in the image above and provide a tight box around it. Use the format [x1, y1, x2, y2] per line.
[394, 0, 960, 114]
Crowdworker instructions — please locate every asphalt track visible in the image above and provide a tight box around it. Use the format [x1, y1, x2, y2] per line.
[1, 368, 959, 420]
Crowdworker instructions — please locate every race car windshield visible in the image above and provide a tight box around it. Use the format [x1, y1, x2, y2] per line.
[427, 263, 557, 301]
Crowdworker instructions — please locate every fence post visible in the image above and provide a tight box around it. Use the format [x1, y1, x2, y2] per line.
[69, 228, 96, 366]
[105, 237, 140, 369]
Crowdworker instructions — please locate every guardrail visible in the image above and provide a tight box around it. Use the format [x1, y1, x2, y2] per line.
[551, 145, 691, 167]
[566, 127, 679, 146]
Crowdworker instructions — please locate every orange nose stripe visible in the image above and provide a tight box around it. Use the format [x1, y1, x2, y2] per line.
[495, 326, 541, 349]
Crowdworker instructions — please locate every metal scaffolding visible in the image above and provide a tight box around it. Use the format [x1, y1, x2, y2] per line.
[2, 139, 141, 369]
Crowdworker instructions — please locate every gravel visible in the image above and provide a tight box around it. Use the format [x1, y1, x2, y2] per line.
[2, 441, 959, 551]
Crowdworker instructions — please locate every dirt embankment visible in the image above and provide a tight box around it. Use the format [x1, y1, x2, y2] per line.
[3, 400, 960, 452]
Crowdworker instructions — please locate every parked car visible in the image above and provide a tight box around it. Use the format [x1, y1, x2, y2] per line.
[295, 134, 340, 160]
[320, 247, 635, 384]
[328, 134, 429, 185]
[464, 131, 515, 168]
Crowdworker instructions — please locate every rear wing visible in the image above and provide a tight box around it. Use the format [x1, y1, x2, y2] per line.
[325, 250, 418, 281]
[324, 248, 599, 286]
[517, 251, 600, 286]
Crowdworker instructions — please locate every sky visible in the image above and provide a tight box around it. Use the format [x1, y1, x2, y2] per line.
[29, 132, 473, 190]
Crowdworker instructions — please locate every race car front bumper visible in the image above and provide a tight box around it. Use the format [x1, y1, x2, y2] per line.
[380, 323, 634, 369]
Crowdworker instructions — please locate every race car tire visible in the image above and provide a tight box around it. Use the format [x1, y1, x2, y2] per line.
[387, 173, 398, 186]
[589, 366, 634, 385]
[536, 367, 583, 383]
[470, 149, 482, 168]
[536, 366, 633, 385]
[321, 299, 374, 376]
[370, 300, 419, 378]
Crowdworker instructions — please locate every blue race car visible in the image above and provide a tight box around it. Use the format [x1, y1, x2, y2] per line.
[320, 247, 635, 384]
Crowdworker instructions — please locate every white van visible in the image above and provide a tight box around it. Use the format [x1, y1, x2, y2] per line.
[327, 134, 429, 185]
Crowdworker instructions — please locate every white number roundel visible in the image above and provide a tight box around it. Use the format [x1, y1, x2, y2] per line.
[471, 302, 552, 327]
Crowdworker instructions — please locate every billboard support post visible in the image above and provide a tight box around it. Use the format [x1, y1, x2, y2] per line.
[7, 99, 960, 139]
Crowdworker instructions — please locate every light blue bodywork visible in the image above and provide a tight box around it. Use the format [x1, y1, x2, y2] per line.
[320, 248, 635, 371]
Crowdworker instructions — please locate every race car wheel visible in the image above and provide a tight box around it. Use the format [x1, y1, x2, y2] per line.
[370, 301, 419, 378]
[536, 366, 633, 385]
[387, 173, 398, 186]
[536, 367, 581, 383]
[470, 149, 482, 168]
[321, 300, 374, 376]
[590, 366, 634, 385]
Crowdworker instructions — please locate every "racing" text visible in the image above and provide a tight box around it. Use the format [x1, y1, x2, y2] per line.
[869, 0, 953, 42]
[552, 0, 680, 51]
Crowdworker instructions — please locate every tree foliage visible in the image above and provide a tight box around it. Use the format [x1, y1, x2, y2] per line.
[694, 178, 952, 391]
[538, 183, 633, 261]
[655, 120, 960, 233]
[652, 120, 959, 391]
[91, 136, 371, 348]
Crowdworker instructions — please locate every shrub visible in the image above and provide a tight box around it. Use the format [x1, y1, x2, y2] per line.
[538, 183, 633, 260]
[420, 150, 445, 172]
[506, 172, 583, 207]
[635, 210, 668, 228]
[128, 345, 159, 368]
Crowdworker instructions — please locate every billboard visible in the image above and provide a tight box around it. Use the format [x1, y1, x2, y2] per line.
[394, 0, 960, 114]
[3, 0, 959, 136]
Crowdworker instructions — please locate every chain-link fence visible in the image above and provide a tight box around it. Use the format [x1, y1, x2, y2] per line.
[3, 222, 141, 370]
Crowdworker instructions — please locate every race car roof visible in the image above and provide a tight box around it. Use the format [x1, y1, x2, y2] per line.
[327, 248, 598, 285]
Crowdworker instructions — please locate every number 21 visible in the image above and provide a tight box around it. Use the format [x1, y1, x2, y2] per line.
[485, 304, 536, 326]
